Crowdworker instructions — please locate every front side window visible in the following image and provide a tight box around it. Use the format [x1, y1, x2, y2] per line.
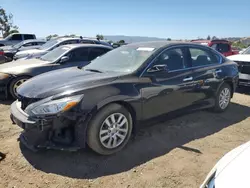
[243, 47, 250, 54]
[84, 46, 156, 73]
[39, 39, 59, 50]
[40, 46, 71, 62]
[151, 48, 186, 71]
[189, 47, 219, 67]
[24, 35, 34, 40]
[88, 48, 110, 61]
[69, 48, 89, 61]
[11, 34, 22, 40]
[23, 42, 36, 47]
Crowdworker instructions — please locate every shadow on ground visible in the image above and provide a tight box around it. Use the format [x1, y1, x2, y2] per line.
[20, 102, 250, 179]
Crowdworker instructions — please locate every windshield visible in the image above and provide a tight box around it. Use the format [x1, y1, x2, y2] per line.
[40, 46, 71, 62]
[13, 41, 25, 48]
[243, 47, 250, 54]
[39, 39, 59, 50]
[84, 46, 156, 73]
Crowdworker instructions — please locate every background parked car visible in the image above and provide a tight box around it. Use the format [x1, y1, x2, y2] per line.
[191, 39, 239, 56]
[227, 46, 250, 87]
[0, 39, 46, 62]
[13, 37, 112, 60]
[0, 33, 36, 47]
[0, 44, 112, 98]
[10, 41, 238, 155]
[200, 141, 250, 188]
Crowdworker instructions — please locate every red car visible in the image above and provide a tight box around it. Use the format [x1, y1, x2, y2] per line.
[191, 39, 239, 57]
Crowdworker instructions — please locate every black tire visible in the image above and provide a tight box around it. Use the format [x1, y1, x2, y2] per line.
[87, 103, 133, 155]
[213, 83, 232, 112]
[9, 76, 30, 99]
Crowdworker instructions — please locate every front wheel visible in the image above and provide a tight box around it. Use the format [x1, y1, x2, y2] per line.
[213, 83, 231, 112]
[87, 104, 133, 155]
[9, 76, 30, 99]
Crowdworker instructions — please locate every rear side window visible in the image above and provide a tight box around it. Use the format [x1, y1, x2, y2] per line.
[11, 34, 22, 40]
[80, 40, 95, 44]
[189, 48, 220, 67]
[61, 40, 79, 45]
[217, 43, 230, 53]
[69, 47, 89, 61]
[88, 48, 110, 61]
[24, 35, 35, 40]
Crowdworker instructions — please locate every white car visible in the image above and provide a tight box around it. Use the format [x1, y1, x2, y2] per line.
[227, 47, 250, 86]
[13, 37, 82, 60]
[200, 141, 250, 188]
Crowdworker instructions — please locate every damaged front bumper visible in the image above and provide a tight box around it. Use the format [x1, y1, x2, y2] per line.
[10, 100, 87, 152]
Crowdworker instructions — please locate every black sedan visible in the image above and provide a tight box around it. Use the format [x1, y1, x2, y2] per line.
[10, 41, 239, 155]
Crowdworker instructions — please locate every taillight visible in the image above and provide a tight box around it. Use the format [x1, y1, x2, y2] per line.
[0, 50, 4, 56]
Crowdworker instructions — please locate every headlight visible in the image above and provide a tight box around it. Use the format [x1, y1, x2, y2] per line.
[30, 95, 83, 115]
[0, 73, 10, 80]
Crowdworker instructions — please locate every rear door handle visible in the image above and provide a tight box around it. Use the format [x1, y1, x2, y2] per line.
[215, 69, 222, 74]
[183, 76, 193, 82]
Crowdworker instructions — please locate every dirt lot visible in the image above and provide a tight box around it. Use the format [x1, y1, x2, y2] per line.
[1, 90, 250, 188]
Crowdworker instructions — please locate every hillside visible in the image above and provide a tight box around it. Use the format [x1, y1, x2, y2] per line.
[104, 35, 166, 43]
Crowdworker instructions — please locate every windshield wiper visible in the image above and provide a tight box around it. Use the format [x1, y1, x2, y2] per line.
[84, 68, 103, 73]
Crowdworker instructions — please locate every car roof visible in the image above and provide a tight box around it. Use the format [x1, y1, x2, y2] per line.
[126, 41, 207, 49]
[62, 43, 113, 49]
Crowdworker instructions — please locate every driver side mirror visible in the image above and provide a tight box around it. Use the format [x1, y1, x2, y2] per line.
[60, 56, 69, 63]
[147, 64, 168, 73]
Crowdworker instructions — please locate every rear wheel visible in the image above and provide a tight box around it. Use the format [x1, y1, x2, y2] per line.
[87, 103, 133, 155]
[213, 83, 231, 112]
[9, 76, 30, 99]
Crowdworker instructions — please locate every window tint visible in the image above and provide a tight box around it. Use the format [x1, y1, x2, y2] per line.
[217, 43, 230, 53]
[88, 48, 110, 61]
[61, 40, 79, 45]
[11, 34, 22, 40]
[24, 35, 34, 40]
[69, 48, 89, 61]
[152, 48, 186, 71]
[38, 42, 46, 45]
[80, 40, 95, 44]
[189, 48, 219, 67]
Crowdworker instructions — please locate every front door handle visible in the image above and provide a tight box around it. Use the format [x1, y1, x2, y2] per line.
[215, 69, 222, 74]
[183, 76, 193, 82]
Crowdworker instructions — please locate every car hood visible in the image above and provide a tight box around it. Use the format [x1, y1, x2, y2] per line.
[227, 54, 250, 62]
[201, 141, 250, 187]
[0, 45, 15, 51]
[0, 58, 49, 74]
[17, 68, 122, 98]
[15, 49, 45, 56]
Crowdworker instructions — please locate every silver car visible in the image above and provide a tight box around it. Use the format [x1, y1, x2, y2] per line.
[0, 44, 112, 98]
[14, 37, 112, 60]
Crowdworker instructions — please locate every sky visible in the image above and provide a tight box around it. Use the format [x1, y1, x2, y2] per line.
[1, 0, 250, 39]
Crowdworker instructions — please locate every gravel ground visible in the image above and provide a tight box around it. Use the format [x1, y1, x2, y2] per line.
[1, 90, 250, 188]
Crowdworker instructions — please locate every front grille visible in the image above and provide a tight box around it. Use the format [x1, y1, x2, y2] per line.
[235, 61, 250, 74]
[18, 95, 41, 110]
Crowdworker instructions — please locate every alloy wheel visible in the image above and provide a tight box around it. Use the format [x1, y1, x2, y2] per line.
[99, 113, 129, 149]
[219, 87, 230, 110]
